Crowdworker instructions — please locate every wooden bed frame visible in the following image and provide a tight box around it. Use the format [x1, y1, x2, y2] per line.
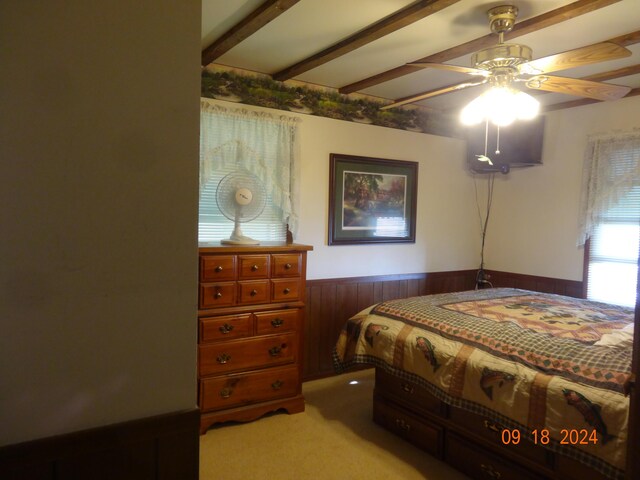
[371, 290, 640, 480]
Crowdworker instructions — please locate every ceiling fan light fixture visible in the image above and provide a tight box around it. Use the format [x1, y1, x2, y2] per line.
[513, 90, 540, 120]
[485, 87, 517, 126]
[389, 4, 632, 113]
[460, 93, 486, 126]
[460, 87, 540, 127]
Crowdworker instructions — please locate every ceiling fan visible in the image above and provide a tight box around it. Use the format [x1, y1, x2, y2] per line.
[381, 5, 632, 111]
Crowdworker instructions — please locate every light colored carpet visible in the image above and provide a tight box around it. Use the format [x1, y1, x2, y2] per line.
[200, 368, 469, 479]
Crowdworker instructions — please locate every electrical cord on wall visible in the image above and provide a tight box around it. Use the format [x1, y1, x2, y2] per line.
[473, 171, 495, 289]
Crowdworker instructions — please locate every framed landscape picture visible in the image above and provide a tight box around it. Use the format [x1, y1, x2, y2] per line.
[328, 153, 418, 245]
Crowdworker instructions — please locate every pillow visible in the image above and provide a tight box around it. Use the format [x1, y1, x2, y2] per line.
[594, 323, 634, 347]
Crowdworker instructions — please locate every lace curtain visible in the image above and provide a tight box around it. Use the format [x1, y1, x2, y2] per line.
[578, 129, 640, 245]
[199, 100, 301, 238]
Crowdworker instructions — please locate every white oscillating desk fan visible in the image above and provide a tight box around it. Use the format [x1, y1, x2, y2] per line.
[215, 171, 267, 245]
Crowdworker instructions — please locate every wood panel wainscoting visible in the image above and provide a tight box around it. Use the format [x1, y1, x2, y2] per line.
[0, 409, 199, 480]
[483, 270, 583, 298]
[0, 270, 583, 477]
[303, 270, 584, 380]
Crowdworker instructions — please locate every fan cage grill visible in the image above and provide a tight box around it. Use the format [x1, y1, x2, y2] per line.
[199, 167, 285, 243]
[216, 171, 267, 222]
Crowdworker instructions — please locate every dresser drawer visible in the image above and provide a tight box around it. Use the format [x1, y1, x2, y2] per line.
[271, 278, 301, 302]
[272, 253, 302, 277]
[199, 364, 299, 412]
[200, 313, 252, 343]
[200, 282, 236, 308]
[237, 280, 270, 305]
[375, 368, 445, 417]
[201, 255, 236, 281]
[445, 433, 544, 480]
[449, 406, 548, 466]
[255, 309, 299, 335]
[373, 396, 442, 458]
[199, 333, 297, 376]
[238, 254, 270, 279]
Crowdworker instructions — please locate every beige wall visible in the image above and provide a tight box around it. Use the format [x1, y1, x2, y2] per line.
[298, 112, 482, 280]
[485, 95, 640, 281]
[0, 3, 201, 445]
[202, 98, 480, 280]
[203, 94, 640, 283]
[3, 0, 631, 447]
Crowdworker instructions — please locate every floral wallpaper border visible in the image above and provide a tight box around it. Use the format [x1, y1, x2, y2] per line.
[201, 65, 461, 138]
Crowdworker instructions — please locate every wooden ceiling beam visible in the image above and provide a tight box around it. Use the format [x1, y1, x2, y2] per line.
[581, 63, 640, 82]
[542, 86, 640, 112]
[381, 79, 483, 110]
[608, 30, 640, 47]
[272, 0, 462, 81]
[339, 0, 622, 94]
[201, 0, 300, 67]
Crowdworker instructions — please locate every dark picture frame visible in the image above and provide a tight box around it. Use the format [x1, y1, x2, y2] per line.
[328, 153, 418, 245]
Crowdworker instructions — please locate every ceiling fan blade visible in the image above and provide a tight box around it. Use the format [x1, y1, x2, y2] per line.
[521, 42, 631, 75]
[408, 62, 489, 77]
[525, 75, 631, 101]
[380, 79, 487, 110]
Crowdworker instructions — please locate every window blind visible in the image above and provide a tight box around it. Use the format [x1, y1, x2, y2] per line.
[586, 144, 640, 307]
[199, 164, 286, 242]
[198, 101, 300, 243]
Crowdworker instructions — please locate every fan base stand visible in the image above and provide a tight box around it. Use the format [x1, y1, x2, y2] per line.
[221, 222, 260, 245]
[221, 232, 260, 245]
[221, 238, 261, 245]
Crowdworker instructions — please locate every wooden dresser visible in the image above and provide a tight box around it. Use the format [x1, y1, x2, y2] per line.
[197, 242, 313, 434]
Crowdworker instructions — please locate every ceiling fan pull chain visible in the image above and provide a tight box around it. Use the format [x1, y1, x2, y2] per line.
[484, 119, 489, 157]
[496, 126, 501, 155]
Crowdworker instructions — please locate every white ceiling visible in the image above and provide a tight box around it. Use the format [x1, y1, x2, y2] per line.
[201, 0, 640, 111]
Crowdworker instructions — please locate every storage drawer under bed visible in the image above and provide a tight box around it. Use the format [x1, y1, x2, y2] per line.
[373, 394, 443, 458]
[449, 405, 550, 466]
[375, 368, 446, 417]
[445, 432, 545, 480]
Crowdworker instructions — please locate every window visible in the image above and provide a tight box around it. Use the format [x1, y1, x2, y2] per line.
[586, 187, 640, 307]
[580, 130, 640, 307]
[199, 163, 287, 242]
[199, 101, 300, 243]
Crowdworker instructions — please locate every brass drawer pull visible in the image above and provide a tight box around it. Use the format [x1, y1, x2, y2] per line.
[271, 318, 284, 328]
[219, 323, 234, 334]
[480, 464, 501, 479]
[220, 387, 233, 399]
[214, 292, 223, 299]
[283, 288, 291, 294]
[400, 382, 414, 394]
[216, 353, 231, 364]
[251, 264, 259, 271]
[483, 419, 503, 434]
[269, 346, 283, 357]
[395, 418, 411, 432]
[284, 263, 292, 270]
[214, 266, 223, 273]
[250, 289, 258, 296]
[271, 380, 284, 390]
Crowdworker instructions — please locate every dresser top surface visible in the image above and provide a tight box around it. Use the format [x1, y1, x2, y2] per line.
[198, 242, 313, 254]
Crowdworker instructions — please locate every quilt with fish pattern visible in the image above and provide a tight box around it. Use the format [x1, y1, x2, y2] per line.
[333, 288, 634, 480]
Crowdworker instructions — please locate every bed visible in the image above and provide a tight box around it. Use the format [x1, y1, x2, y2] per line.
[333, 288, 635, 480]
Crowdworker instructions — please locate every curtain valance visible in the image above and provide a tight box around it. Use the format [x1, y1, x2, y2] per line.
[578, 129, 640, 245]
[200, 100, 301, 235]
